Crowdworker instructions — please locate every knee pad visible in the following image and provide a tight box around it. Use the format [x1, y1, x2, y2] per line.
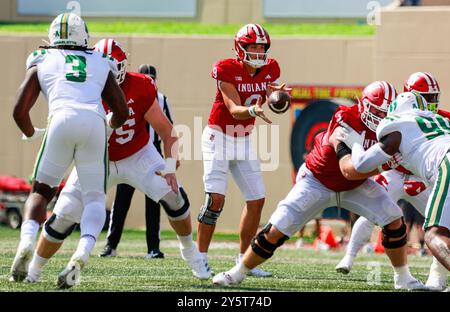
[32, 180, 58, 203]
[382, 217, 407, 249]
[197, 193, 222, 225]
[43, 214, 77, 243]
[251, 223, 289, 259]
[159, 187, 190, 221]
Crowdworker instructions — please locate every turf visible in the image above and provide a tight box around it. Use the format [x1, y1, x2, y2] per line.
[0, 21, 374, 36]
[0, 226, 432, 292]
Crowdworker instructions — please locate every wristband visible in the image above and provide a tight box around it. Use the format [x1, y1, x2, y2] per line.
[248, 105, 257, 117]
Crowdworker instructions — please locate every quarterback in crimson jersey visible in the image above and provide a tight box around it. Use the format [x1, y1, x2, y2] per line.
[336, 72, 449, 291]
[24, 39, 211, 288]
[213, 80, 426, 290]
[197, 24, 290, 278]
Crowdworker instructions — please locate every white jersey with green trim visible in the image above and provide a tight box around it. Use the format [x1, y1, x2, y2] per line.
[26, 48, 117, 118]
[377, 110, 450, 184]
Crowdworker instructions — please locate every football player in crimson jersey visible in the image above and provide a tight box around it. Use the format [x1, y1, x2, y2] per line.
[197, 24, 290, 278]
[24, 39, 210, 288]
[213, 81, 425, 290]
[336, 72, 448, 291]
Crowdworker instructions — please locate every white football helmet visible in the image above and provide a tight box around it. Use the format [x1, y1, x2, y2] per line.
[387, 91, 428, 116]
[48, 13, 89, 48]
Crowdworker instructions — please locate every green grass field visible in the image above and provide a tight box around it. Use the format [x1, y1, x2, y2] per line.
[0, 226, 434, 292]
[0, 21, 374, 36]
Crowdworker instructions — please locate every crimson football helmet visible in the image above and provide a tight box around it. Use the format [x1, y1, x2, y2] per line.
[404, 72, 440, 112]
[359, 81, 397, 132]
[234, 24, 271, 68]
[94, 38, 128, 84]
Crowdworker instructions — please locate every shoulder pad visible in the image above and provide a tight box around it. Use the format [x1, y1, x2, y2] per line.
[376, 116, 401, 141]
[211, 59, 236, 82]
[26, 49, 47, 70]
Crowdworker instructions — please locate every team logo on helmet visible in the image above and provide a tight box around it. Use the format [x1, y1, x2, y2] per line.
[48, 13, 89, 48]
[404, 72, 440, 112]
[388, 91, 427, 116]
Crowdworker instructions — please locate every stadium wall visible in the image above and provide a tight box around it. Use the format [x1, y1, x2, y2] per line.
[1, 8, 449, 230]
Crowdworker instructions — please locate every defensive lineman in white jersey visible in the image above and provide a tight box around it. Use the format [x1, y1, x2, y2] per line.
[338, 91, 450, 282]
[10, 13, 128, 284]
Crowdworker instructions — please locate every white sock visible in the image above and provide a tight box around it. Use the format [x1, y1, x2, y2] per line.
[72, 235, 96, 263]
[429, 257, 448, 278]
[19, 219, 40, 248]
[27, 253, 49, 280]
[200, 252, 208, 261]
[233, 258, 250, 275]
[393, 264, 414, 280]
[177, 234, 194, 249]
[346, 217, 374, 257]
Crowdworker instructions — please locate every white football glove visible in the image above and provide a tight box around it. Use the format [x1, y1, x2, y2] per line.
[336, 121, 365, 149]
[22, 127, 45, 141]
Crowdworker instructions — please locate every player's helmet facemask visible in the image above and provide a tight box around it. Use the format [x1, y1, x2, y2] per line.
[234, 24, 271, 68]
[359, 80, 397, 132]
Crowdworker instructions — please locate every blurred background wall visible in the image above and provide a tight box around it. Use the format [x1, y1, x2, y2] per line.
[1, 3, 450, 230]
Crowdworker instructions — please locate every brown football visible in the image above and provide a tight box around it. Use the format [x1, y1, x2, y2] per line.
[268, 90, 291, 114]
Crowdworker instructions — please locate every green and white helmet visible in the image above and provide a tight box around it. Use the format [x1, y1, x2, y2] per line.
[48, 13, 89, 48]
[388, 91, 428, 116]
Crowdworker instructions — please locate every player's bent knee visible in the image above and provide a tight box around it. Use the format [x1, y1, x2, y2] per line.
[251, 223, 289, 259]
[197, 193, 223, 225]
[43, 214, 77, 243]
[382, 217, 407, 249]
[160, 187, 190, 221]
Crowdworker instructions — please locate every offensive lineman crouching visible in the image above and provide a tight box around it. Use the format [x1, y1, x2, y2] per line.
[213, 81, 426, 290]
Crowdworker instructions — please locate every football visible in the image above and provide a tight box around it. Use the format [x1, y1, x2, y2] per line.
[268, 90, 291, 114]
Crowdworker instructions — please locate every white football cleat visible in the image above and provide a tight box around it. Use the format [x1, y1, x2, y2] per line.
[24, 274, 39, 283]
[57, 258, 85, 289]
[425, 258, 448, 291]
[213, 270, 246, 286]
[394, 275, 428, 291]
[180, 245, 212, 280]
[235, 256, 272, 277]
[247, 266, 272, 277]
[10, 242, 33, 282]
[335, 254, 354, 275]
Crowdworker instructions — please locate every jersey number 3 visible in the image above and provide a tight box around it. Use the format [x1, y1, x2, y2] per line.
[65, 55, 87, 83]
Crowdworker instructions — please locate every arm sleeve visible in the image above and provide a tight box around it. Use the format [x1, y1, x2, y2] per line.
[351, 143, 392, 173]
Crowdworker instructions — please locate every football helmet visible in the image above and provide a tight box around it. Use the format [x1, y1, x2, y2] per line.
[94, 39, 128, 84]
[404, 72, 440, 112]
[388, 91, 428, 116]
[359, 81, 397, 132]
[234, 24, 271, 68]
[48, 13, 89, 48]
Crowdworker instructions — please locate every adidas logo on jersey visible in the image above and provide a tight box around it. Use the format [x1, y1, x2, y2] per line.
[127, 98, 135, 105]
[265, 74, 271, 80]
